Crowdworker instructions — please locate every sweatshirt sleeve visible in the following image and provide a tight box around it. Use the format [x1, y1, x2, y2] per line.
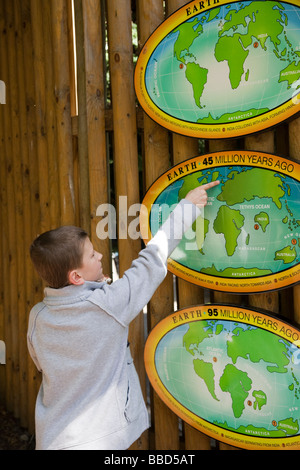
[90, 199, 201, 326]
[27, 303, 45, 372]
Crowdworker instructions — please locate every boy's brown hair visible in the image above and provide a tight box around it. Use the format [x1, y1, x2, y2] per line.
[30, 226, 88, 288]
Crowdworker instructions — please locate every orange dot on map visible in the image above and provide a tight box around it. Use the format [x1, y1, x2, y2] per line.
[213, 357, 217, 362]
[272, 420, 277, 427]
[292, 239, 297, 245]
[179, 63, 184, 69]
[254, 42, 259, 48]
[254, 224, 259, 230]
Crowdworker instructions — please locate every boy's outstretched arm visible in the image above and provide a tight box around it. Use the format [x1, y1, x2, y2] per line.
[94, 180, 220, 326]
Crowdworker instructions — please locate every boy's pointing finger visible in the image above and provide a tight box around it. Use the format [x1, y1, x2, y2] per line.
[201, 180, 220, 190]
[185, 180, 220, 207]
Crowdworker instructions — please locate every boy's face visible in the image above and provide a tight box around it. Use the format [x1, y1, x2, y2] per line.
[78, 237, 104, 283]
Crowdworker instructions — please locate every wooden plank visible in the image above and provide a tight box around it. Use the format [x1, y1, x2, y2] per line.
[4, 0, 21, 419]
[50, 0, 75, 226]
[21, 0, 42, 433]
[106, 0, 147, 449]
[12, 0, 34, 427]
[0, 0, 9, 406]
[0, 107, 5, 405]
[79, 0, 110, 274]
[30, 0, 51, 233]
[0, 0, 15, 415]
[30, 1, 54, 423]
[42, 0, 61, 229]
[67, 0, 77, 117]
[73, 0, 91, 232]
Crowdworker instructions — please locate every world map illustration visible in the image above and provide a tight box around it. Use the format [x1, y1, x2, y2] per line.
[147, 154, 300, 292]
[149, 307, 300, 449]
[137, 0, 300, 137]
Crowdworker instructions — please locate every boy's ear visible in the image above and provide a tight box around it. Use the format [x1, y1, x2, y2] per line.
[68, 270, 85, 286]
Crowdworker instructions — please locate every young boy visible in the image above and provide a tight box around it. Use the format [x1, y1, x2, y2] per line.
[27, 181, 219, 450]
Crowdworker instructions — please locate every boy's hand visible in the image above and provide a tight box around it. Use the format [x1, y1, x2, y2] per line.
[185, 180, 220, 208]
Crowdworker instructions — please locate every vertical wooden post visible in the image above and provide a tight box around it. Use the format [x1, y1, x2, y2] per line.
[73, 0, 91, 232]
[0, 98, 5, 403]
[0, 0, 14, 414]
[41, 1, 61, 229]
[4, 0, 21, 419]
[67, 0, 77, 118]
[106, 0, 147, 449]
[20, 0, 42, 432]
[0, 1, 9, 406]
[12, 0, 34, 427]
[50, 0, 75, 226]
[137, 0, 180, 450]
[75, 0, 110, 274]
[66, 1, 79, 229]
[30, 0, 51, 233]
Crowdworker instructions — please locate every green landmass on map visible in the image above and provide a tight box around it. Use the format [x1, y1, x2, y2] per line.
[227, 327, 290, 373]
[219, 364, 252, 418]
[277, 417, 299, 435]
[217, 168, 285, 208]
[193, 359, 219, 401]
[274, 245, 297, 264]
[279, 57, 300, 88]
[183, 320, 212, 355]
[200, 265, 272, 277]
[215, 33, 249, 90]
[219, 2, 284, 49]
[185, 63, 208, 109]
[213, 206, 245, 256]
[254, 212, 269, 232]
[215, 420, 297, 438]
[173, 18, 203, 63]
[178, 172, 206, 199]
[196, 109, 269, 124]
[252, 390, 267, 410]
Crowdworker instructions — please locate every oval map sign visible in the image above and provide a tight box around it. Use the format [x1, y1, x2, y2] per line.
[145, 304, 300, 450]
[134, 0, 300, 139]
[140, 151, 300, 293]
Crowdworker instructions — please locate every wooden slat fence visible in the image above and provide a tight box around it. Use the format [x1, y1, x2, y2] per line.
[0, 0, 299, 450]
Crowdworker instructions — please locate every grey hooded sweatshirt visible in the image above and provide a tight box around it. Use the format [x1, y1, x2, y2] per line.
[27, 199, 201, 450]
